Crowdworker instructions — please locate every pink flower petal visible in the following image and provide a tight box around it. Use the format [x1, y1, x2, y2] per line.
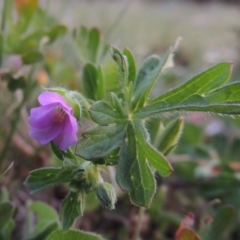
[28, 103, 58, 129]
[53, 114, 78, 150]
[38, 92, 72, 112]
[30, 124, 62, 145]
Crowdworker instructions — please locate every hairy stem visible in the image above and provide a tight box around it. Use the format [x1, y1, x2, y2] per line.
[133, 207, 145, 240]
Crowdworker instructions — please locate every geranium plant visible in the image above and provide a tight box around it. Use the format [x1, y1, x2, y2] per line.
[24, 36, 240, 239]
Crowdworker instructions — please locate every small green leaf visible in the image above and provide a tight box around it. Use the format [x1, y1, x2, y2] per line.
[0, 202, 14, 230]
[82, 63, 98, 100]
[90, 101, 122, 125]
[24, 167, 73, 194]
[96, 66, 105, 100]
[156, 117, 184, 155]
[123, 48, 136, 83]
[110, 93, 125, 117]
[88, 28, 100, 63]
[21, 51, 43, 64]
[76, 124, 127, 160]
[111, 46, 128, 87]
[50, 142, 64, 161]
[45, 25, 67, 43]
[60, 191, 84, 230]
[46, 229, 105, 240]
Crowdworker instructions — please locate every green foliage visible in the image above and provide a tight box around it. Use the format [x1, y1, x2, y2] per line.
[25, 201, 59, 240]
[60, 191, 84, 230]
[46, 230, 105, 240]
[24, 167, 73, 193]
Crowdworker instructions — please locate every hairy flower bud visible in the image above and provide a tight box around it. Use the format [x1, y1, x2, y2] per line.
[94, 182, 116, 210]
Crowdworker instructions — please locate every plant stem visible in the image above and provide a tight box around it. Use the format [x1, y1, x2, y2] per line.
[0, 71, 36, 166]
[0, 0, 8, 67]
[133, 207, 145, 240]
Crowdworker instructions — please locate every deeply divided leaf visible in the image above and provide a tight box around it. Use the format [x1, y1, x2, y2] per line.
[76, 124, 127, 160]
[134, 62, 237, 118]
[90, 101, 123, 125]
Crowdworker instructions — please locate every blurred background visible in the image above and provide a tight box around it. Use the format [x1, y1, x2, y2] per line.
[1, 0, 240, 239]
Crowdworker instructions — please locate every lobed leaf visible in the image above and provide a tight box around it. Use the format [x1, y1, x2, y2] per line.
[134, 121, 173, 176]
[132, 47, 174, 110]
[90, 101, 122, 125]
[75, 123, 127, 160]
[134, 62, 237, 119]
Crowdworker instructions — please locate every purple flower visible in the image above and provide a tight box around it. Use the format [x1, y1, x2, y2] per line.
[28, 91, 78, 151]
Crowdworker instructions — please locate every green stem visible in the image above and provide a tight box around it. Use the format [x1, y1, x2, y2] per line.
[133, 207, 145, 240]
[0, 0, 8, 67]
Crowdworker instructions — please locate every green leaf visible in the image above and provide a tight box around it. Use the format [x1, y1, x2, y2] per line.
[134, 121, 173, 176]
[203, 206, 236, 240]
[45, 25, 67, 43]
[21, 51, 43, 64]
[116, 123, 137, 192]
[135, 62, 234, 119]
[130, 142, 156, 207]
[156, 117, 184, 155]
[110, 93, 125, 117]
[96, 66, 105, 100]
[111, 46, 128, 87]
[116, 123, 156, 207]
[24, 167, 73, 194]
[76, 124, 127, 160]
[50, 142, 65, 161]
[1, 219, 14, 240]
[90, 101, 122, 125]
[27, 222, 58, 240]
[24, 202, 59, 240]
[88, 28, 100, 63]
[82, 63, 98, 100]
[60, 191, 84, 230]
[46, 229, 105, 240]
[132, 48, 173, 109]
[123, 48, 136, 83]
[0, 202, 14, 230]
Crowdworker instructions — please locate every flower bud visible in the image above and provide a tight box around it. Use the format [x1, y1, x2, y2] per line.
[46, 87, 82, 121]
[94, 182, 116, 210]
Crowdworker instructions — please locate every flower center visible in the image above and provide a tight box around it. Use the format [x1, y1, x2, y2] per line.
[53, 107, 66, 123]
